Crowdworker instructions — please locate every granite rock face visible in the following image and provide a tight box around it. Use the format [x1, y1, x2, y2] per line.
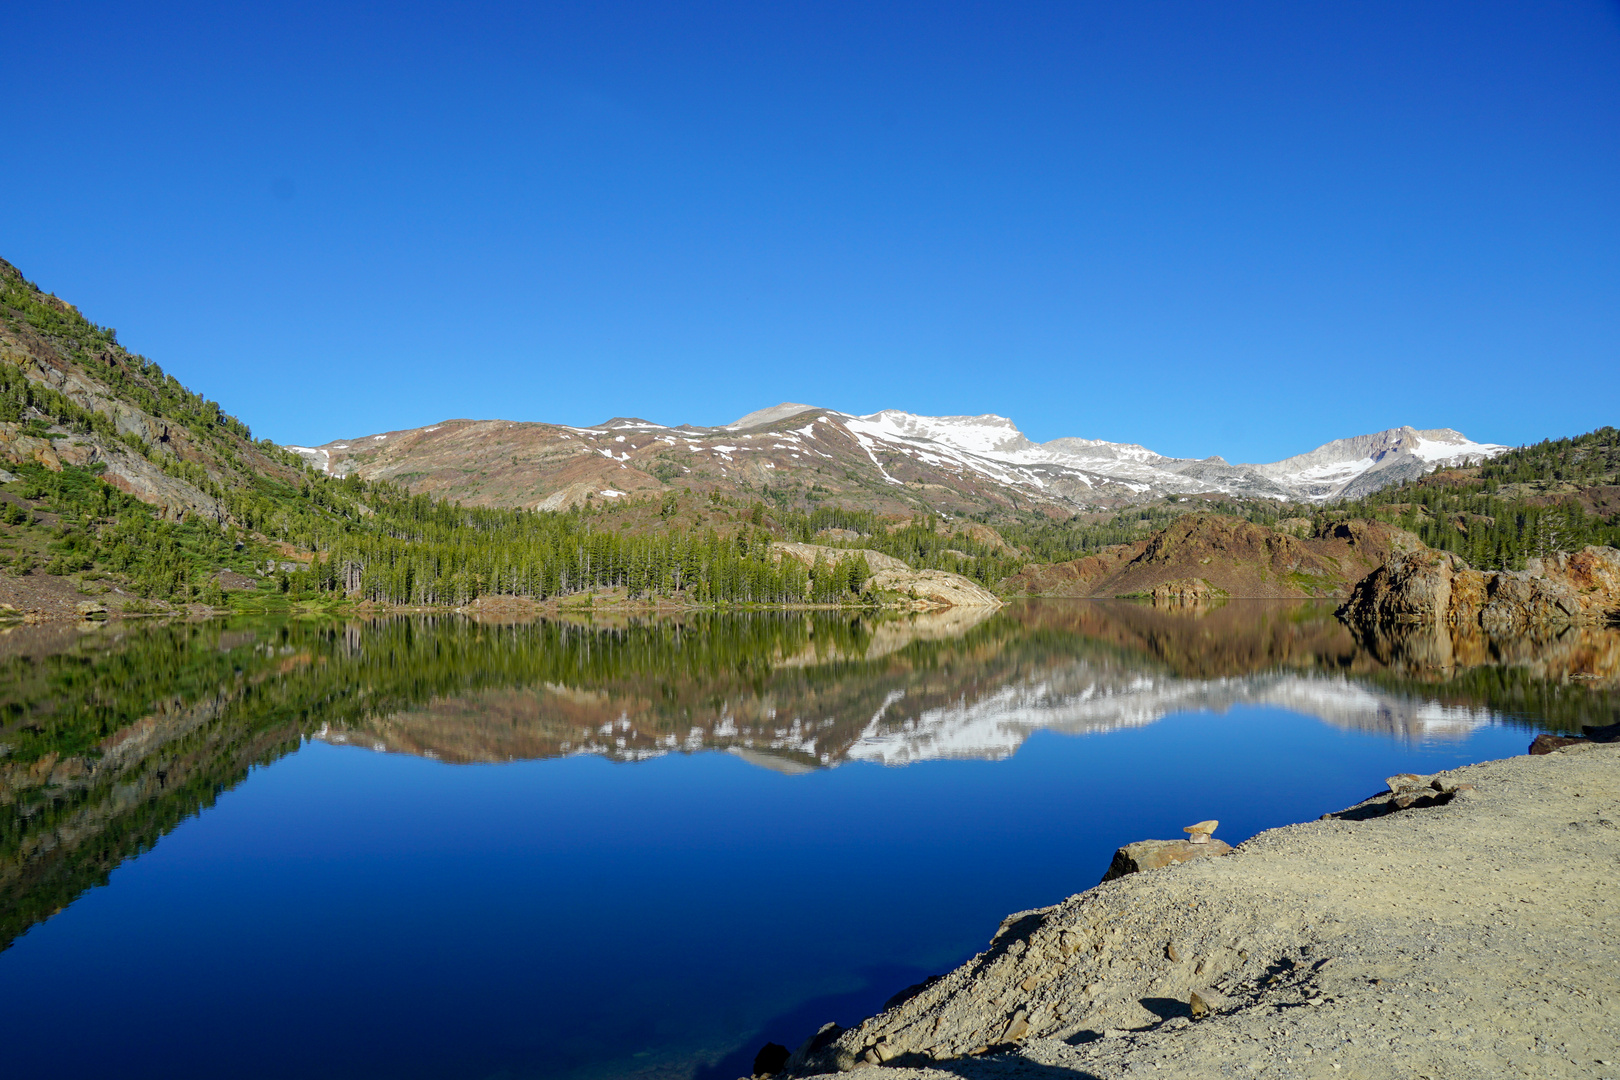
[1338, 545, 1620, 630]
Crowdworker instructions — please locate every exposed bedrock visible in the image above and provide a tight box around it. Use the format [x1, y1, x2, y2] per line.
[1339, 544, 1620, 631]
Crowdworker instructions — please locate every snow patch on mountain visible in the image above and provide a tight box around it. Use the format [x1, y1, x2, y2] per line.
[840, 412, 1507, 503]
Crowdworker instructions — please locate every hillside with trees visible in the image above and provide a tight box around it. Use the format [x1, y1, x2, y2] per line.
[1, 253, 1614, 614]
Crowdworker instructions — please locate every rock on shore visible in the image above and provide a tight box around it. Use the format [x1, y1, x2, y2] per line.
[781, 744, 1620, 1079]
[772, 543, 1001, 609]
[1339, 545, 1620, 631]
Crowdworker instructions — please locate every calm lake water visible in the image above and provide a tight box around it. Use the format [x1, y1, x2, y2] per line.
[1, 601, 1614, 1079]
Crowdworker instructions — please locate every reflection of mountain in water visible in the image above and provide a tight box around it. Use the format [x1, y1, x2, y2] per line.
[2, 603, 1618, 951]
[842, 670, 1502, 765]
[319, 602, 1620, 769]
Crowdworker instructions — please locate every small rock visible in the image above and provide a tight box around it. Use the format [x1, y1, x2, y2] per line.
[1166, 942, 1180, 962]
[1530, 733, 1588, 755]
[752, 1042, 790, 1077]
[1189, 991, 1209, 1019]
[1183, 819, 1218, 844]
[75, 599, 108, 620]
[1001, 1011, 1030, 1042]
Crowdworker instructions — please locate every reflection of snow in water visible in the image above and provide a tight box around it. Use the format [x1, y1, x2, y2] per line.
[845, 671, 1497, 766]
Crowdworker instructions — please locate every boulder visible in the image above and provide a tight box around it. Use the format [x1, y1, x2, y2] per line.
[783, 1022, 846, 1074]
[751, 1041, 790, 1077]
[1100, 838, 1233, 883]
[1530, 733, 1588, 755]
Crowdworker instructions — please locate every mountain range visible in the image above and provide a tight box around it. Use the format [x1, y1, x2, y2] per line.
[288, 404, 1507, 515]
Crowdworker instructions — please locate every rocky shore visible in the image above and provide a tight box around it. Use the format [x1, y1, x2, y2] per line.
[764, 742, 1620, 1079]
[1339, 544, 1620, 631]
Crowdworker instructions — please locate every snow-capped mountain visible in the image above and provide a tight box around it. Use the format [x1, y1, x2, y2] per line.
[289, 403, 1507, 514]
[736, 405, 1506, 504]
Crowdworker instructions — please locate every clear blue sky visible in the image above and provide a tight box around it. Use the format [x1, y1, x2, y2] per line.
[4, 1, 1617, 461]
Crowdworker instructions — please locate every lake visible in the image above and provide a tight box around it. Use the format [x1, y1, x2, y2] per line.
[1, 601, 1614, 1079]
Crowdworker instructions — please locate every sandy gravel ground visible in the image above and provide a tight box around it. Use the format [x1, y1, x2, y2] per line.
[796, 743, 1620, 1079]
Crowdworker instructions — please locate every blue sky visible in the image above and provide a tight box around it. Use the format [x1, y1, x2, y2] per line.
[4, 1, 1617, 461]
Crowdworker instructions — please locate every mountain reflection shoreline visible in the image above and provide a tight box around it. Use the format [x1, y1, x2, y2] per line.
[1, 600, 1617, 952]
[314, 599, 1620, 769]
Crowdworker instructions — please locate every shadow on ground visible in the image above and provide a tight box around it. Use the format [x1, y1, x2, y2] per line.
[884, 1050, 1102, 1079]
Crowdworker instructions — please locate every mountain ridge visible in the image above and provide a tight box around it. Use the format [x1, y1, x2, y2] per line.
[288, 404, 1507, 516]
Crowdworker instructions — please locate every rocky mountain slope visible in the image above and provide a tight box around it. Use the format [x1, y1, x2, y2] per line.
[1001, 514, 1424, 599]
[288, 404, 1505, 517]
[0, 257, 306, 520]
[1340, 544, 1620, 631]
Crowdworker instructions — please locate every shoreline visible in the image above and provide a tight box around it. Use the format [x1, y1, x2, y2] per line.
[779, 741, 1620, 1078]
[0, 588, 1003, 625]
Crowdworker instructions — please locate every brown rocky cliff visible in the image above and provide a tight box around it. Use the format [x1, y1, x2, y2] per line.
[1339, 545, 1620, 631]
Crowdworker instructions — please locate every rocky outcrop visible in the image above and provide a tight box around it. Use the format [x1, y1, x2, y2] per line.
[1148, 578, 1224, 606]
[1338, 544, 1620, 630]
[772, 543, 1001, 609]
[1098, 837, 1232, 882]
[1528, 721, 1620, 755]
[866, 566, 1001, 610]
[1004, 515, 1420, 599]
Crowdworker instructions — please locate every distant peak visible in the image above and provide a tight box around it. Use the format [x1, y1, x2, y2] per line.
[728, 403, 823, 429]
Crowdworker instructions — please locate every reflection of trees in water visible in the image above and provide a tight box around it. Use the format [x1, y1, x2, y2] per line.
[0, 612, 959, 950]
[2, 604, 1616, 951]
[1343, 618, 1620, 731]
